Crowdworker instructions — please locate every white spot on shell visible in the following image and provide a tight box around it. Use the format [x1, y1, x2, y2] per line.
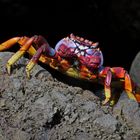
[79, 45, 85, 50]
[81, 51, 85, 55]
[75, 49, 79, 53]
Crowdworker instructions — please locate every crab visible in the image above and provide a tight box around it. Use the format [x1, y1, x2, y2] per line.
[0, 33, 140, 105]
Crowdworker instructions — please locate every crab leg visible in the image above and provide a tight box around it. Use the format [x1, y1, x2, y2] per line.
[124, 72, 138, 101]
[0, 36, 57, 77]
[0, 37, 20, 51]
[6, 37, 35, 74]
[102, 69, 112, 105]
[26, 43, 56, 78]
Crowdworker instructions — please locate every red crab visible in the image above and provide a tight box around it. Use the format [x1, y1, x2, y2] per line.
[0, 33, 140, 105]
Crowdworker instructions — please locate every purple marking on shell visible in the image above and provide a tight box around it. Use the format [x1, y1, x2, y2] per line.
[86, 49, 95, 55]
[55, 38, 76, 51]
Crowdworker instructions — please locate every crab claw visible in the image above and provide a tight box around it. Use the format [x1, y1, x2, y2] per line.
[91, 42, 99, 48]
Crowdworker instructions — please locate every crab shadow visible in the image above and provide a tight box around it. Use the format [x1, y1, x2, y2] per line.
[40, 63, 123, 103]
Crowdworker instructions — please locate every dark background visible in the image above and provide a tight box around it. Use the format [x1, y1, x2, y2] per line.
[0, 0, 140, 70]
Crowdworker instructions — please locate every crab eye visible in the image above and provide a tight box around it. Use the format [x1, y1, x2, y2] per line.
[91, 42, 99, 48]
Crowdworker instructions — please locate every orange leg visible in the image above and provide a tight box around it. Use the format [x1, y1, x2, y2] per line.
[110, 67, 139, 104]
[0, 36, 40, 75]
[0, 36, 31, 51]
[0, 36, 57, 78]
[0, 36, 45, 63]
[0, 37, 20, 51]
[6, 37, 35, 74]
[124, 72, 138, 101]
[135, 91, 140, 103]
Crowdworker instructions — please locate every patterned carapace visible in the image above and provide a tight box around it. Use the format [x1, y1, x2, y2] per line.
[55, 34, 103, 71]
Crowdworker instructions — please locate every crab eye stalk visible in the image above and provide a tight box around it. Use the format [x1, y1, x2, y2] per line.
[91, 42, 99, 48]
[70, 33, 75, 39]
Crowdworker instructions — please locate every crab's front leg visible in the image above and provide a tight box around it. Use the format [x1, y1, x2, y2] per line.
[6, 37, 35, 75]
[0, 35, 57, 78]
[25, 36, 57, 78]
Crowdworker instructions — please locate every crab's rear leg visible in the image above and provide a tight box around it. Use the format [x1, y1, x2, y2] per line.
[110, 68, 138, 104]
[124, 72, 139, 102]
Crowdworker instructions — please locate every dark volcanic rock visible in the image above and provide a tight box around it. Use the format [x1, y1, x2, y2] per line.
[0, 52, 140, 140]
[113, 93, 140, 133]
[130, 51, 140, 86]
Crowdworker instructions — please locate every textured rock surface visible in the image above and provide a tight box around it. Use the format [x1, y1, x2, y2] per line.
[0, 52, 140, 140]
[130, 51, 140, 86]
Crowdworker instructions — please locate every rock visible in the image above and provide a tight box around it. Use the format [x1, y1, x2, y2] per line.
[81, 101, 98, 113]
[130, 51, 140, 86]
[73, 132, 95, 140]
[32, 95, 57, 125]
[0, 128, 6, 140]
[94, 114, 118, 134]
[0, 52, 140, 140]
[0, 99, 6, 108]
[113, 93, 140, 133]
[13, 130, 30, 140]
